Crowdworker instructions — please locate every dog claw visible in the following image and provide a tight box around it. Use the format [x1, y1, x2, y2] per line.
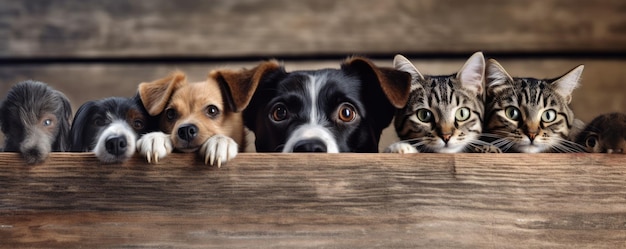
[146, 154, 152, 164]
[204, 154, 209, 165]
[216, 157, 222, 168]
[153, 152, 159, 164]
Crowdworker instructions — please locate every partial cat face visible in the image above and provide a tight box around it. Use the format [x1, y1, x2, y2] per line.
[484, 60, 584, 153]
[392, 52, 485, 153]
[575, 112, 626, 153]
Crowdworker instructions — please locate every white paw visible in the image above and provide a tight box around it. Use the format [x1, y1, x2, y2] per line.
[384, 142, 418, 154]
[200, 134, 238, 167]
[136, 132, 173, 164]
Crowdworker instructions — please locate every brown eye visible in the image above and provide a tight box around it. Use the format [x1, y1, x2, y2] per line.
[133, 119, 144, 130]
[337, 103, 357, 123]
[270, 103, 288, 122]
[165, 108, 177, 121]
[206, 105, 220, 118]
[43, 119, 53, 127]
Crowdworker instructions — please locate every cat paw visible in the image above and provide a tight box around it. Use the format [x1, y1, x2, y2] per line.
[136, 132, 173, 164]
[200, 134, 238, 167]
[473, 144, 502, 153]
[384, 142, 419, 154]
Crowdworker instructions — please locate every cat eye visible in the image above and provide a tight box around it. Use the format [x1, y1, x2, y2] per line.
[337, 103, 357, 123]
[504, 106, 520, 121]
[455, 107, 471, 122]
[43, 119, 53, 127]
[206, 105, 220, 118]
[165, 108, 177, 121]
[585, 134, 598, 148]
[132, 119, 145, 130]
[416, 109, 433, 122]
[541, 109, 557, 123]
[270, 103, 289, 122]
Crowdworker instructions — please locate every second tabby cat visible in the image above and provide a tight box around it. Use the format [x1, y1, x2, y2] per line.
[386, 52, 491, 153]
[483, 60, 585, 153]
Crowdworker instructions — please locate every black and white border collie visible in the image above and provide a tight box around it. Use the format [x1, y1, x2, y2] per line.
[243, 57, 411, 153]
[69, 96, 156, 163]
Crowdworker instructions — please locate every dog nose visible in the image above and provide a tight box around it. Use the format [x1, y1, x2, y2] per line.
[293, 139, 327, 153]
[105, 135, 127, 156]
[178, 124, 198, 141]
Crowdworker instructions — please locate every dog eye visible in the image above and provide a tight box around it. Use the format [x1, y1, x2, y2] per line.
[133, 119, 145, 130]
[166, 109, 177, 121]
[42, 119, 53, 127]
[206, 105, 220, 118]
[94, 118, 105, 126]
[270, 103, 289, 122]
[337, 103, 357, 123]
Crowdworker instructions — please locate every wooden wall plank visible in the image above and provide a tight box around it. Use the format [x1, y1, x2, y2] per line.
[2, 0, 626, 58]
[0, 153, 625, 248]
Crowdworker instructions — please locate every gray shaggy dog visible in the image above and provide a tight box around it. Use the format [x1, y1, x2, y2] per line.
[0, 80, 72, 164]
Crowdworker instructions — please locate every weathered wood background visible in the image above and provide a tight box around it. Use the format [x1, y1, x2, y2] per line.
[1, 153, 625, 248]
[0, 0, 625, 150]
[0, 1, 625, 247]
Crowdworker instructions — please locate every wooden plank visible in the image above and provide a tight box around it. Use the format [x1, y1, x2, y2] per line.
[2, 0, 626, 58]
[0, 153, 625, 248]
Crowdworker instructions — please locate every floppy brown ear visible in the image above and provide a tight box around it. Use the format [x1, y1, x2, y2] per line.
[342, 57, 411, 108]
[138, 71, 187, 116]
[210, 60, 282, 112]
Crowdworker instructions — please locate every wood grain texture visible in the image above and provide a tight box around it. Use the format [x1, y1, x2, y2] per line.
[0, 153, 625, 248]
[2, 0, 626, 58]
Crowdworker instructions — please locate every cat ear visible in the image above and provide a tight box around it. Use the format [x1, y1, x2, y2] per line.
[486, 59, 513, 95]
[552, 65, 584, 104]
[393, 54, 425, 81]
[456, 52, 485, 95]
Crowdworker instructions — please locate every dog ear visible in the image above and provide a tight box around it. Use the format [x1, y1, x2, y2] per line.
[138, 71, 187, 116]
[342, 57, 411, 109]
[69, 101, 97, 152]
[210, 60, 283, 112]
[53, 92, 73, 152]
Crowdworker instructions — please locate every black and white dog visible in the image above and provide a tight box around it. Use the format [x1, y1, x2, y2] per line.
[243, 57, 411, 152]
[69, 96, 156, 163]
[0, 80, 72, 163]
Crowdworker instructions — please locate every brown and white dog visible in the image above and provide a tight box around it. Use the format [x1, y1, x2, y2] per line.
[136, 66, 266, 166]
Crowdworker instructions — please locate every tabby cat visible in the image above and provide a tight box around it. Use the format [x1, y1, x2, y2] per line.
[483, 59, 585, 153]
[385, 52, 490, 153]
[575, 112, 625, 153]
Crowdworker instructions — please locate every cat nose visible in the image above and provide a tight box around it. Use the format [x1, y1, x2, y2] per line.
[442, 134, 452, 143]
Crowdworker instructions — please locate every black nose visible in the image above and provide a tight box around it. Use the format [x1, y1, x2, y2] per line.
[293, 139, 327, 153]
[105, 135, 127, 156]
[177, 124, 198, 142]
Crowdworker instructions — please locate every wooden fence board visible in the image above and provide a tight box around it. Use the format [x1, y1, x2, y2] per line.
[2, 0, 626, 58]
[0, 153, 625, 248]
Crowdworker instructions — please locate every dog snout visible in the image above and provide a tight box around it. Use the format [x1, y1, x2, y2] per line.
[293, 139, 327, 153]
[105, 135, 128, 156]
[22, 147, 45, 164]
[177, 124, 199, 142]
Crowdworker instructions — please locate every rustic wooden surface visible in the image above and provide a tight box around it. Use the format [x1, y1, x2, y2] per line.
[0, 153, 625, 248]
[2, 0, 626, 58]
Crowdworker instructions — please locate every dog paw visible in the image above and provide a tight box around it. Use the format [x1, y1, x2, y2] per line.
[384, 142, 418, 154]
[200, 134, 238, 167]
[136, 132, 173, 164]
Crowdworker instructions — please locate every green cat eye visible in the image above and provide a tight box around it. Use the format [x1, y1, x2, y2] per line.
[455, 107, 471, 122]
[416, 109, 433, 122]
[541, 109, 557, 122]
[504, 106, 520, 121]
